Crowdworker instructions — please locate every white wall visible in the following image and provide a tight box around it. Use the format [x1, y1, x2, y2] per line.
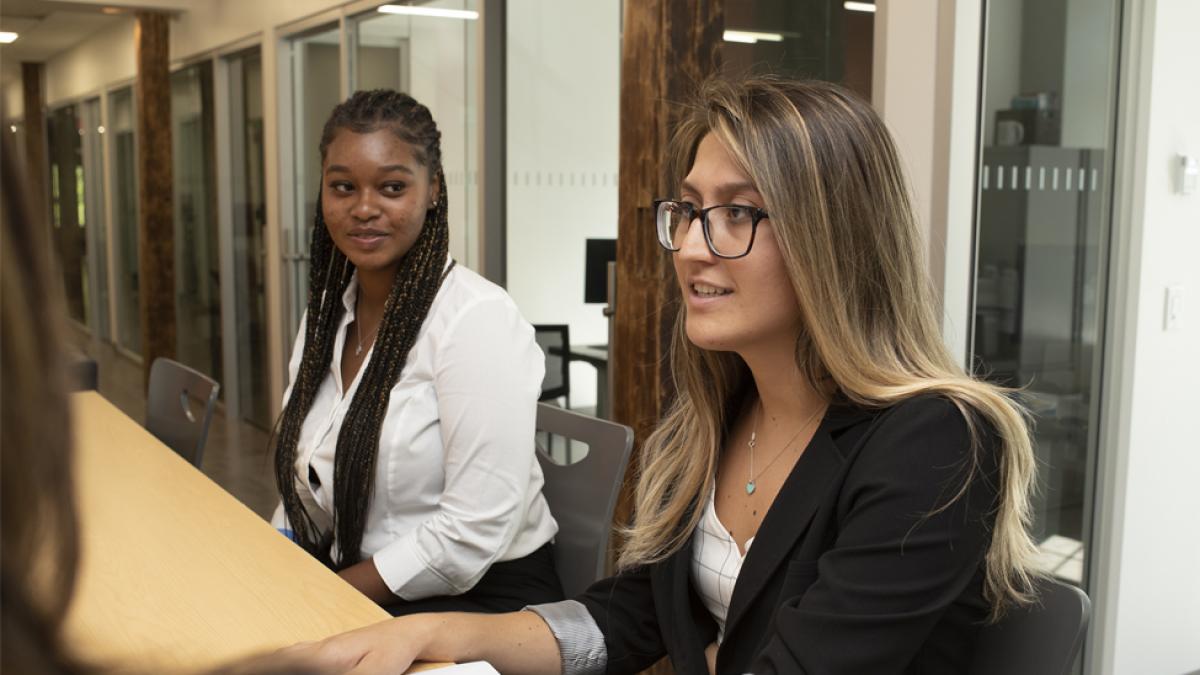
[1093, 0, 1200, 672]
[505, 0, 621, 409]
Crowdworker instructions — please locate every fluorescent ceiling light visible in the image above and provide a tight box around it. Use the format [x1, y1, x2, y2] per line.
[0, 32, 19, 44]
[723, 30, 784, 44]
[844, 1, 877, 12]
[377, 5, 479, 20]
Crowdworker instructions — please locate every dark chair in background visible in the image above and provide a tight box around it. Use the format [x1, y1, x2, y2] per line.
[68, 353, 99, 391]
[534, 403, 633, 597]
[145, 357, 220, 469]
[533, 324, 571, 408]
[970, 576, 1092, 675]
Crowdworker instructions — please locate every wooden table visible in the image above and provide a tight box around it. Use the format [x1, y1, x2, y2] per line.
[64, 391, 447, 671]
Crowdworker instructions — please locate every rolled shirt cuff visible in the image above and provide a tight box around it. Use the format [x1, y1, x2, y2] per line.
[526, 600, 607, 675]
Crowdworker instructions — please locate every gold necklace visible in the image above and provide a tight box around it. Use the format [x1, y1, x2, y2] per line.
[745, 400, 825, 495]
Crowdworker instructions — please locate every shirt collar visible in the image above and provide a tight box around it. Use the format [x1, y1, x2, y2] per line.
[340, 271, 359, 317]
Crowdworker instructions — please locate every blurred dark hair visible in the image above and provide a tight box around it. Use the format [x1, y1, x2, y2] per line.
[1, 118, 86, 673]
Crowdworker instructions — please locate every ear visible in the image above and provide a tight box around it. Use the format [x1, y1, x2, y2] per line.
[429, 170, 441, 209]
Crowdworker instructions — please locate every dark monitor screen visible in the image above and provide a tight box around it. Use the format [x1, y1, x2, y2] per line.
[585, 238, 617, 304]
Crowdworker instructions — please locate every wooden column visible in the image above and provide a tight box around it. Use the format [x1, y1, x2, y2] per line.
[135, 11, 175, 389]
[613, 1, 724, 526]
[21, 62, 48, 237]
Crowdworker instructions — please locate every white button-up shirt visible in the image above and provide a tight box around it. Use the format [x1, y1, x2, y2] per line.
[271, 263, 557, 600]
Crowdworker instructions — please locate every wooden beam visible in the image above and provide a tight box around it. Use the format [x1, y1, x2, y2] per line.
[613, 0, 724, 530]
[21, 62, 48, 238]
[135, 10, 175, 389]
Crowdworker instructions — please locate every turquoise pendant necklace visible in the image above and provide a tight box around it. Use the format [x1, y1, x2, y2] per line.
[745, 400, 825, 495]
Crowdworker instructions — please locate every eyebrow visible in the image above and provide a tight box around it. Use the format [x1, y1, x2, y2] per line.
[679, 179, 760, 197]
[324, 164, 415, 176]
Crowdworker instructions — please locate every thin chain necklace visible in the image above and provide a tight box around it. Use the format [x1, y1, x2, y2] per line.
[354, 316, 380, 356]
[745, 399, 826, 495]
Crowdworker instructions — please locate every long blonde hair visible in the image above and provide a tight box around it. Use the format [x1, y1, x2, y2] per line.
[618, 76, 1040, 618]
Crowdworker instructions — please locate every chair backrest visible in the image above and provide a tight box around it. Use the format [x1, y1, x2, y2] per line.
[68, 353, 98, 391]
[532, 324, 570, 403]
[146, 357, 220, 469]
[534, 403, 633, 597]
[970, 577, 1091, 675]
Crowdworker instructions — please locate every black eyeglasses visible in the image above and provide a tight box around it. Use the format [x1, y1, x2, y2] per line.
[653, 199, 769, 259]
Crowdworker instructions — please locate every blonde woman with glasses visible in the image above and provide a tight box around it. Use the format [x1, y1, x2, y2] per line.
[281, 76, 1041, 675]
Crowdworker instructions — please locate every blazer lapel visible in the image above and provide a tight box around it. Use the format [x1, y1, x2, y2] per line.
[721, 422, 846, 638]
[655, 535, 717, 675]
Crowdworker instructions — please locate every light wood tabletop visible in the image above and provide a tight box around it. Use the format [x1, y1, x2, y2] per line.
[64, 391, 448, 672]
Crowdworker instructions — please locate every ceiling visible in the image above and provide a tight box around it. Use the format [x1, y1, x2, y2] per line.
[0, 1, 125, 69]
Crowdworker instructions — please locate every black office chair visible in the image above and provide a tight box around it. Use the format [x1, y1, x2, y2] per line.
[533, 324, 570, 408]
[68, 353, 99, 391]
[969, 576, 1092, 675]
[145, 357, 220, 469]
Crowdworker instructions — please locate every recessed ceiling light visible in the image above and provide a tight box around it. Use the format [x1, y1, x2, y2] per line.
[723, 30, 784, 44]
[376, 5, 478, 20]
[0, 32, 19, 44]
[844, 2, 877, 13]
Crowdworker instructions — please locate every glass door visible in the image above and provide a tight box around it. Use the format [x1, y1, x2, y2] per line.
[172, 62, 223, 384]
[347, 0, 480, 268]
[109, 86, 141, 355]
[226, 47, 271, 429]
[971, 0, 1121, 613]
[281, 22, 343, 345]
[80, 97, 111, 342]
[47, 103, 89, 326]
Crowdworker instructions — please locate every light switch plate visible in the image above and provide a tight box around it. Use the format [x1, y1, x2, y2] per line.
[1165, 286, 1184, 331]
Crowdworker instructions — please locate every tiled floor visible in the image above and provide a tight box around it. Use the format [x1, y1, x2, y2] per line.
[70, 327, 280, 520]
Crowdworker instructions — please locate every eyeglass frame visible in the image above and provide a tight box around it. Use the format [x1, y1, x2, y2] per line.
[652, 199, 769, 260]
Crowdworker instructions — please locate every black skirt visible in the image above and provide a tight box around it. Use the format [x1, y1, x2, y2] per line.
[384, 542, 564, 616]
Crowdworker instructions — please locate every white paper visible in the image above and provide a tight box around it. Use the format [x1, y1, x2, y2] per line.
[424, 661, 500, 674]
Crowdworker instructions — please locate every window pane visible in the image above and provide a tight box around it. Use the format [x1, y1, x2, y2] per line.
[972, 0, 1121, 611]
[171, 61, 222, 385]
[109, 86, 141, 354]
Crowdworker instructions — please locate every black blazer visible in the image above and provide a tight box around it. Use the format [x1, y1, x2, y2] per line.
[579, 396, 1000, 674]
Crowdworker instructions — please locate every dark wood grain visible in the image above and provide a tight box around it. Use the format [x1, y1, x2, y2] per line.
[613, 12, 723, 674]
[135, 11, 176, 390]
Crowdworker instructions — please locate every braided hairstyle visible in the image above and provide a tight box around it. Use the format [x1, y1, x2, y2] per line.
[272, 89, 450, 569]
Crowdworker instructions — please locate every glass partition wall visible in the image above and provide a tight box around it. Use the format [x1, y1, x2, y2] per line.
[47, 104, 89, 326]
[971, 0, 1121, 642]
[80, 97, 111, 342]
[225, 47, 271, 429]
[279, 2, 482, 352]
[172, 62, 223, 384]
[281, 22, 342, 341]
[348, 0, 479, 272]
[109, 86, 141, 355]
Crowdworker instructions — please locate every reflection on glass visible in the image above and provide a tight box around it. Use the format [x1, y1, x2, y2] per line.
[171, 63, 223, 384]
[172, 62, 222, 384]
[349, 0, 478, 269]
[110, 86, 141, 354]
[972, 0, 1120, 613]
[504, 0, 619, 415]
[81, 97, 111, 341]
[284, 24, 342, 340]
[228, 47, 271, 429]
[723, 0, 874, 101]
[47, 104, 88, 324]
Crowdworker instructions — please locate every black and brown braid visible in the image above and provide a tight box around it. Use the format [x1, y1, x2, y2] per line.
[271, 90, 451, 569]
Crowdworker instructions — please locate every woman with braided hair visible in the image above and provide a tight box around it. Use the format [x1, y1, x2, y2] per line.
[270, 89, 561, 615]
